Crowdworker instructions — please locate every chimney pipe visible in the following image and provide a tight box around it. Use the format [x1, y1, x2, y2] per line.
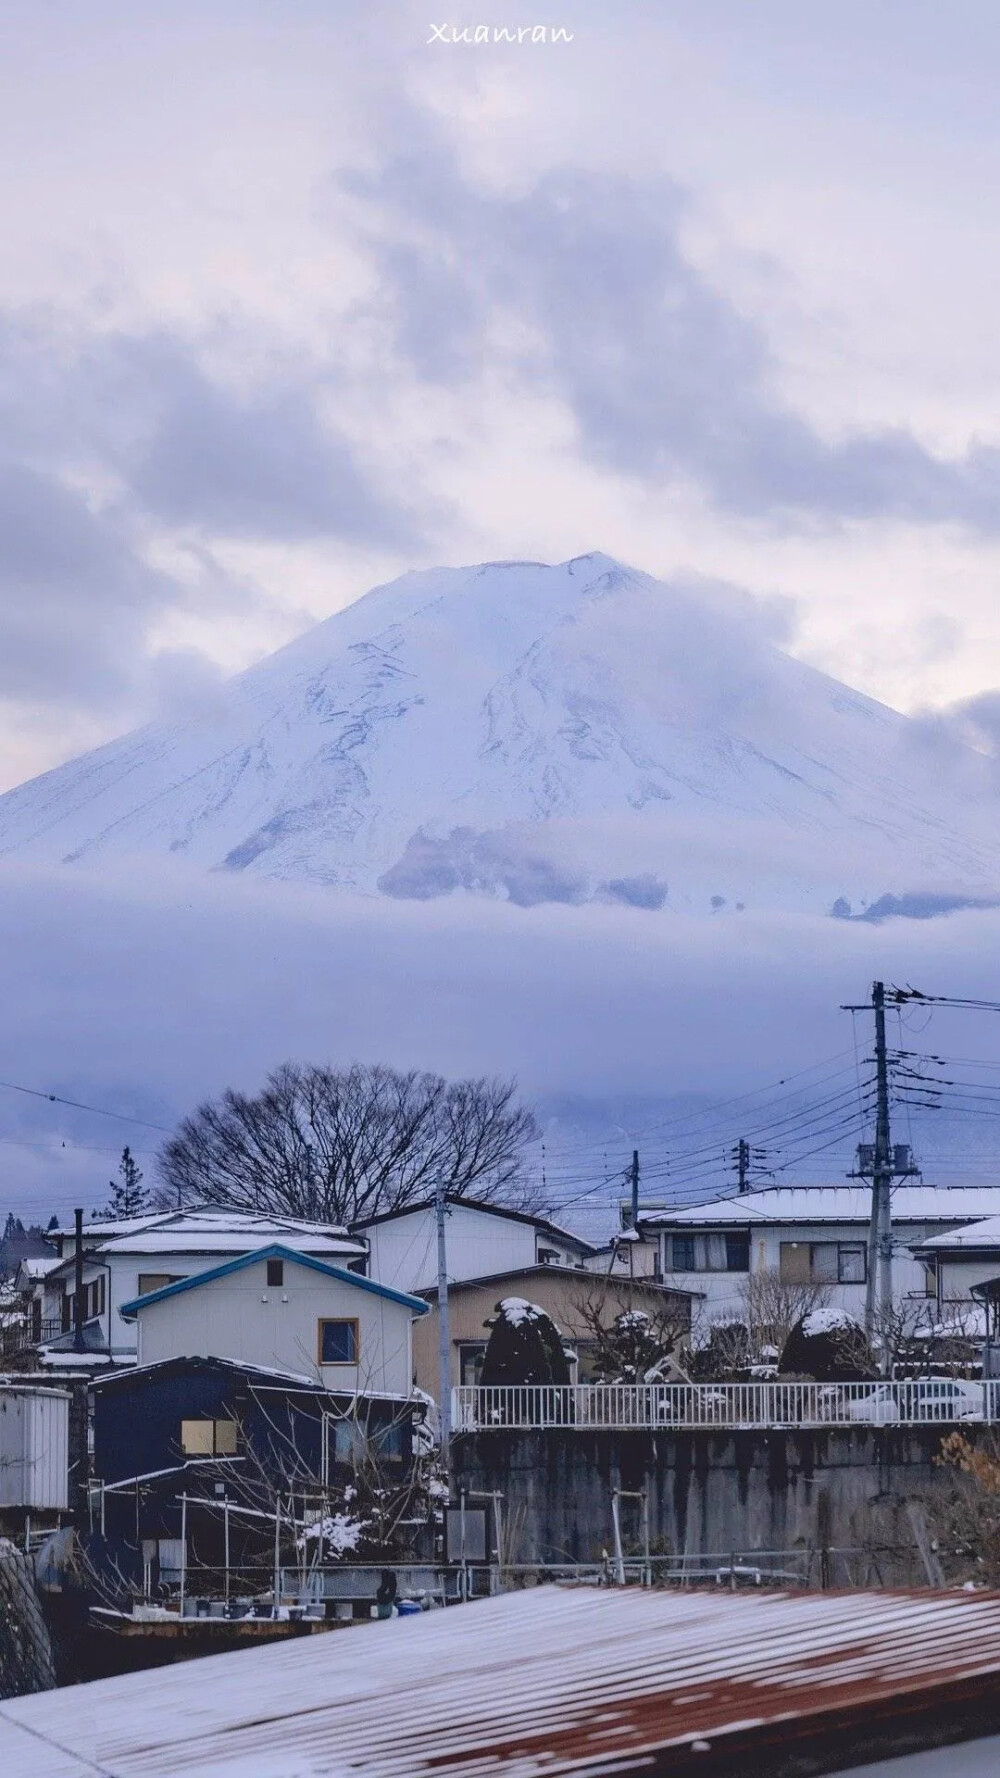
[73, 1207, 86, 1353]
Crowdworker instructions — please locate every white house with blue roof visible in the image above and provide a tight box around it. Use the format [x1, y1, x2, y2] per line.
[120, 1245, 429, 1396]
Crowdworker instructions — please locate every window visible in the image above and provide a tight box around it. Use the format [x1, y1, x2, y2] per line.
[781, 1242, 866, 1285]
[811, 1244, 839, 1284]
[670, 1235, 696, 1272]
[266, 1259, 284, 1287]
[779, 1243, 812, 1284]
[725, 1234, 750, 1273]
[318, 1318, 359, 1365]
[459, 1343, 487, 1386]
[923, 1258, 938, 1298]
[537, 1246, 559, 1265]
[138, 1273, 183, 1298]
[838, 1244, 866, 1285]
[180, 1419, 238, 1457]
[667, 1232, 748, 1272]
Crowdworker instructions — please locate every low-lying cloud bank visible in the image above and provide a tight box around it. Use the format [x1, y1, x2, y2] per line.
[2, 862, 1000, 1223]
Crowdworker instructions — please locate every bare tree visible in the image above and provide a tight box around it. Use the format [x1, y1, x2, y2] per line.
[572, 1288, 691, 1383]
[738, 1269, 833, 1364]
[926, 1431, 1000, 1586]
[157, 1062, 540, 1223]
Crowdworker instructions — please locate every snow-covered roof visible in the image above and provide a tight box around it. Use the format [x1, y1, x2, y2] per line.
[919, 1215, 1000, 1252]
[55, 1208, 357, 1243]
[5, 1586, 1000, 1776]
[47, 1209, 363, 1272]
[13, 1255, 58, 1281]
[639, 1184, 1000, 1229]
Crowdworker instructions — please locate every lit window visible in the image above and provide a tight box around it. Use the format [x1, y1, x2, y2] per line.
[180, 1419, 238, 1456]
[319, 1319, 358, 1364]
[138, 1273, 182, 1298]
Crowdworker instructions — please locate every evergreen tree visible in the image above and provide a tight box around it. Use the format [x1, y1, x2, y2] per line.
[480, 1298, 570, 1387]
[104, 1146, 152, 1219]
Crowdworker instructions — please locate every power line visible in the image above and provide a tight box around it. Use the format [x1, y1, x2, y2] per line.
[0, 1078, 172, 1134]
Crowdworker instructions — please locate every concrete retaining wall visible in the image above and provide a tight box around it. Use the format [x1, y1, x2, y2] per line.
[452, 1425, 962, 1581]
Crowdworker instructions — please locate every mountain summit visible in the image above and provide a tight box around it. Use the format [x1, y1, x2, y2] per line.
[1, 553, 997, 915]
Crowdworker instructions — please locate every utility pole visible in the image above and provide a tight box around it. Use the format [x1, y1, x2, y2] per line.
[435, 1179, 452, 1476]
[871, 980, 895, 1344]
[630, 1150, 640, 1230]
[736, 1138, 749, 1195]
[842, 981, 914, 1360]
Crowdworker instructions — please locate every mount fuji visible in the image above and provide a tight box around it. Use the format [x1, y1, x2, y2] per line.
[1, 552, 998, 917]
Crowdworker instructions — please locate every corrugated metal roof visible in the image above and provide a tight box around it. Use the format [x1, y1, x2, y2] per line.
[640, 1184, 1000, 1227]
[6, 1587, 1000, 1776]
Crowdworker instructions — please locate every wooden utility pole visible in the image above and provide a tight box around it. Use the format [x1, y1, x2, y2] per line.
[435, 1179, 452, 1475]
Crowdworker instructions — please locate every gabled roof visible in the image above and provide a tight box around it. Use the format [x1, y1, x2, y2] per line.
[44, 1209, 365, 1282]
[353, 1194, 595, 1253]
[118, 1244, 430, 1321]
[638, 1184, 1000, 1229]
[418, 1265, 699, 1301]
[89, 1353, 423, 1406]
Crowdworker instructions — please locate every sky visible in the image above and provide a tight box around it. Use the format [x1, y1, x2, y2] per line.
[5, 2, 1000, 790]
[5, 3, 1000, 1224]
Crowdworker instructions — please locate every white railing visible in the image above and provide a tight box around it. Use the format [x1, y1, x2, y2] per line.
[452, 1380, 1000, 1432]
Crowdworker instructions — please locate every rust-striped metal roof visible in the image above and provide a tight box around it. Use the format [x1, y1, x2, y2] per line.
[6, 1586, 1000, 1775]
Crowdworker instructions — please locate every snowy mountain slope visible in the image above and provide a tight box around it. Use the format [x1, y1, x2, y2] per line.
[1, 552, 998, 914]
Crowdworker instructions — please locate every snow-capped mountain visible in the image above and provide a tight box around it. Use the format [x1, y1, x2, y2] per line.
[1, 553, 998, 914]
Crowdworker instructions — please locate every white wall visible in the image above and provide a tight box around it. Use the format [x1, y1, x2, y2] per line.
[938, 1253, 1000, 1306]
[133, 1258, 417, 1395]
[364, 1205, 539, 1294]
[657, 1219, 946, 1327]
[43, 1254, 208, 1358]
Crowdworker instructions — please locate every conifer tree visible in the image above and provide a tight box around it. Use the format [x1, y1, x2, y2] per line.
[104, 1146, 151, 1219]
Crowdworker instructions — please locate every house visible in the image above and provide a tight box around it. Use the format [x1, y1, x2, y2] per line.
[89, 1355, 424, 1602]
[118, 1245, 428, 1395]
[912, 1215, 1000, 1315]
[415, 1265, 697, 1390]
[355, 1196, 596, 1296]
[638, 1185, 1000, 1326]
[29, 1209, 368, 1365]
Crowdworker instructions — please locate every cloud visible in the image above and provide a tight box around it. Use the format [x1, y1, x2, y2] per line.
[113, 336, 419, 548]
[0, 460, 173, 710]
[348, 145, 1000, 530]
[3, 860, 1000, 1225]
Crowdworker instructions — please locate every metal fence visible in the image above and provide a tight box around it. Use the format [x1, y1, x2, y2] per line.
[452, 1379, 1000, 1431]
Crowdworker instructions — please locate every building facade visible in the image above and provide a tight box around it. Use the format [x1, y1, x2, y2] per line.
[639, 1186, 1000, 1327]
[356, 1197, 595, 1296]
[31, 1210, 368, 1364]
[120, 1246, 428, 1396]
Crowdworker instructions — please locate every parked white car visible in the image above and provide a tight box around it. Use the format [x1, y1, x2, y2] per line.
[846, 1378, 984, 1426]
